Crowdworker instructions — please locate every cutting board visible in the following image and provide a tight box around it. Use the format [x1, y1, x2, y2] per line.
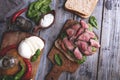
[46, 46, 79, 80]
[0, 31, 43, 80]
[46, 20, 80, 80]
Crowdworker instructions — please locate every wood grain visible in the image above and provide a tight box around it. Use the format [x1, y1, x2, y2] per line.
[36, 0, 74, 80]
[64, 0, 104, 80]
[37, 0, 104, 80]
[97, 0, 120, 80]
[46, 46, 79, 80]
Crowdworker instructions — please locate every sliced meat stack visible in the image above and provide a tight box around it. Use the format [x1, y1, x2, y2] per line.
[58, 20, 100, 61]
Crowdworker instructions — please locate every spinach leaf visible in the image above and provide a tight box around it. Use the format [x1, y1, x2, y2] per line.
[27, 0, 52, 24]
[43, 0, 51, 5]
[54, 54, 62, 66]
[40, 5, 51, 14]
[89, 16, 98, 29]
[88, 23, 93, 31]
[76, 56, 87, 64]
[92, 47, 97, 52]
[61, 32, 67, 39]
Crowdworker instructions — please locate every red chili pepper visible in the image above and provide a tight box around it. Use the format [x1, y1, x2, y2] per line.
[12, 8, 27, 23]
[22, 58, 32, 80]
[0, 44, 17, 56]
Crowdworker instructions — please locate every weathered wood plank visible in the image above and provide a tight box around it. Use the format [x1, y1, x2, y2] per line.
[97, 0, 120, 80]
[36, 0, 74, 80]
[36, 0, 104, 80]
[64, 0, 104, 80]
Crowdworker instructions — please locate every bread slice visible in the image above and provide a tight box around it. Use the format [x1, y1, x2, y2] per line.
[55, 39, 75, 61]
[55, 20, 78, 62]
[65, 0, 98, 18]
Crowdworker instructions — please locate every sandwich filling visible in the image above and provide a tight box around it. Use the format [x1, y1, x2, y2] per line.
[56, 20, 100, 63]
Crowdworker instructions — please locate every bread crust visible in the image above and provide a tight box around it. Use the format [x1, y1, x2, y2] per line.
[65, 0, 98, 18]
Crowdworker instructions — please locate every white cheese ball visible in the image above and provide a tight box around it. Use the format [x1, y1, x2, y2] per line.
[18, 36, 44, 59]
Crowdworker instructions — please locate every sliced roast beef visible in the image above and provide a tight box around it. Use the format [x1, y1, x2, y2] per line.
[90, 39, 100, 48]
[77, 32, 91, 42]
[63, 37, 74, 51]
[77, 30, 96, 42]
[75, 27, 85, 38]
[66, 28, 75, 37]
[75, 40, 88, 52]
[73, 47, 83, 60]
[85, 30, 96, 38]
[83, 46, 93, 55]
[72, 24, 80, 31]
[80, 20, 89, 29]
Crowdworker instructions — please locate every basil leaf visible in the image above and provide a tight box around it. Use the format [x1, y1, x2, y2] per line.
[43, 0, 51, 5]
[61, 32, 67, 39]
[88, 23, 93, 31]
[40, 5, 50, 14]
[34, 1, 43, 10]
[27, 0, 52, 24]
[76, 56, 87, 64]
[92, 47, 97, 52]
[93, 36, 98, 41]
[89, 16, 98, 29]
[54, 54, 62, 66]
[31, 49, 41, 62]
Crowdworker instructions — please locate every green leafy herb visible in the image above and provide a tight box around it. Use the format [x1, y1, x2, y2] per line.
[54, 54, 62, 66]
[76, 56, 87, 64]
[27, 0, 52, 24]
[93, 36, 98, 41]
[61, 32, 67, 39]
[92, 47, 97, 52]
[89, 16, 98, 29]
[88, 23, 93, 31]
[31, 49, 41, 62]
[40, 5, 51, 14]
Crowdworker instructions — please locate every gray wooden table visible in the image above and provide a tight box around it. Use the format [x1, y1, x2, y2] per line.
[0, 0, 120, 80]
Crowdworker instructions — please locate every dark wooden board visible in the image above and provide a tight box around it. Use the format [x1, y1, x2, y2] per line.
[0, 31, 43, 80]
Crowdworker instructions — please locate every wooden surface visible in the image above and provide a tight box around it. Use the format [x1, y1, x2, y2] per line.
[46, 46, 79, 80]
[0, 31, 43, 80]
[0, 0, 120, 80]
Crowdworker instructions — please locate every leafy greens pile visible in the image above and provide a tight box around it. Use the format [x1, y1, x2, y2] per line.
[27, 0, 51, 24]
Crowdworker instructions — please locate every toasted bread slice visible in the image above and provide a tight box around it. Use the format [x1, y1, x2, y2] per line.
[55, 39, 75, 61]
[65, 0, 98, 18]
[55, 20, 78, 62]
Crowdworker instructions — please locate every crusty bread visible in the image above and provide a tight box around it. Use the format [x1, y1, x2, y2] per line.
[65, 0, 98, 18]
[55, 39, 75, 61]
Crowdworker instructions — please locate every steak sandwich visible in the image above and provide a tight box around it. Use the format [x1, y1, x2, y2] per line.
[55, 19, 100, 64]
